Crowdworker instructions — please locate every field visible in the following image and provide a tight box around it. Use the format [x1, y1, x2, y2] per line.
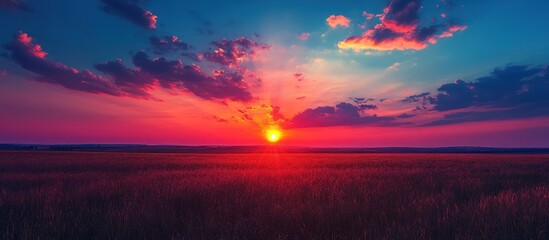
[1, 151, 548, 240]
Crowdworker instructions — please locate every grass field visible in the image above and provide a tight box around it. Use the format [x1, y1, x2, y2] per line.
[0, 150, 548, 239]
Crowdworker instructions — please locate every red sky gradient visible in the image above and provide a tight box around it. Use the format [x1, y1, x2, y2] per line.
[1, 0, 549, 147]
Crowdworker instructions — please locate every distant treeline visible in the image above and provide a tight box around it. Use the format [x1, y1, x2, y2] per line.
[1, 144, 549, 154]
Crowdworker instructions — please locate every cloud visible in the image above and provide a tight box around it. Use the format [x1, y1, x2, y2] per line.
[286, 102, 396, 128]
[4, 32, 255, 102]
[294, 72, 304, 81]
[297, 32, 311, 41]
[431, 65, 549, 111]
[0, 0, 30, 11]
[94, 59, 154, 98]
[350, 97, 378, 110]
[425, 105, 549, 126]
[233, 104, 287, 128]
[386, 62, 400, 71]
[326, 15, 351, 29]
[401, 92, 430, 104]
[288, 64, 549, 128]
[439, 24, 468, 38]
[132, 51, 253, 102]
[149, 35, 189, 54]
[203, 37, 270, 69]
[402, 64, 549, 125]
[0, 69, 6, 78]
[362, 11, 375, 20]
[3, 32, 127, 97]
[101, 0, 157, 29]
[338, 0, 466, 51]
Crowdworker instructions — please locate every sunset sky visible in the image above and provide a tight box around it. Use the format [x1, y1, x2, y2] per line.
[1, 0, 549, 147]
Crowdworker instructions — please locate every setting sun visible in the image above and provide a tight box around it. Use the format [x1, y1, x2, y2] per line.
[265, 128, 282, 143]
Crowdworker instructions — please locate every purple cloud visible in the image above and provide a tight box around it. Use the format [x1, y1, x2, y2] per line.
[203, 37, 270, 69]
[286, 102, 396, 128]
[101, 0, 157, 29]
[149, 35, 189, 54]
[4, 32, 255, 102]
[431, 65, 549, 111]
[132, 51, 253, 102]
[94, 59, 154, 98]
[3, 32, 126, 97]
[402, 64, 549, 125]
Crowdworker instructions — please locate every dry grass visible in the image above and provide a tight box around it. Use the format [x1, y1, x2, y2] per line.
[0, 151, 548, 239]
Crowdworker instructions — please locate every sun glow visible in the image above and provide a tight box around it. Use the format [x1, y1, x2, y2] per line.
[265, 128, 282, 143]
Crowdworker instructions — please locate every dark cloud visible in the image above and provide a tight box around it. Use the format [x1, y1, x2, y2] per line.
[382, 0, 421, 31]
[203, 37, 270, 69]
[425, 105, 549, 126]
[4, 32, 254, 102]
[3, 32, 125, 97]
[401, 92, 430, 103]
[133, 51, 253, 102]
[402, 64, 549, 125]
[286, 102, 396, 128]
[401, 92, 431, 108]
[338, 0, 467, 51]
[101, 0, 157, 29]
[351, 97, 378, 110]
[0, 0, 30, 11]
[431, 65, 549, 111]
[94, 59, 154, 98]
[149, 35, 189, 54]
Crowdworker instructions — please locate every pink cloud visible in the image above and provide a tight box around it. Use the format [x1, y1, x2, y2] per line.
[362, 11, 375, 20]
[143, 10, 157, 29]
[296, 32, 311, 41]
[439, 24, 468, 38]
[14, 32, 47, 58]
[326, 15, 351, 29]
[338, 28, 429, 51]
[338, 0, 467, 51]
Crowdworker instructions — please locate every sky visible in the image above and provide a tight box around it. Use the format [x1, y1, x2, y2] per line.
[1, 0, 549, 147]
